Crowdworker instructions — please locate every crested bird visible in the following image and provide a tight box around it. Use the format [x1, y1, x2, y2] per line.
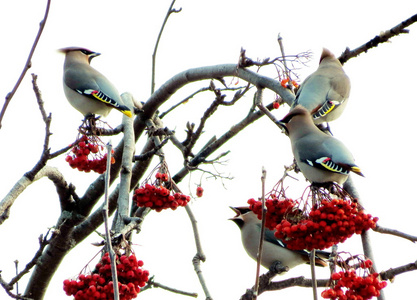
[229, 206, 329, 271]
[293, 48, 350, 124]
[279, 105, 363, 185]
[60, 47, 132, 118]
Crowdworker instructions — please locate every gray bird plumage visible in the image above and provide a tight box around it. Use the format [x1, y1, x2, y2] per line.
[229, 207, 329, 271]
[293, 48, 350, 124]
[279, 105, 363, 185]
[60, 47, 132, 118]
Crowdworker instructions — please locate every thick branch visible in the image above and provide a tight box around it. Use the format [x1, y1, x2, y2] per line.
[112, 93, 136, 233]
[0, 166, 74, 225]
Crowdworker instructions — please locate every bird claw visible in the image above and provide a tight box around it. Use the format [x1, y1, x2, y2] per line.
[269, 261, 289, 274]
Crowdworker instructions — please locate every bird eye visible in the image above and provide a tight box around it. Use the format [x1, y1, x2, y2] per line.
[80, 49, 93, 55]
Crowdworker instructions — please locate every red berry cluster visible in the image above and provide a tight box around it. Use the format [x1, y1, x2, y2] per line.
[133, 173, 190, 212]
[248, 197, 297, 230]
[274, 199, 378, 250]
[63, 252, 149, 300]
[322, 264, 387, 300]
[65, 135, 115, 174]
[196, 186, 204, 197]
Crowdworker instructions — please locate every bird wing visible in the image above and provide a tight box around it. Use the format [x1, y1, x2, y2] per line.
[295, 72, 349, 120]
[64, 67, 132, 117]
[297, 137, 363, 176]
[261, 225, 311, 256]
[257, 224, 329, 267]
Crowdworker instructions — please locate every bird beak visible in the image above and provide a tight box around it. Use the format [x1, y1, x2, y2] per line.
[229, 206, 241, 219]
[88, 52, 101, 63]
[90, 52, 101, 58]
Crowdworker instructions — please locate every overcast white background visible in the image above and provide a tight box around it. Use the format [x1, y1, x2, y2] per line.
[1, 1, 417, 299]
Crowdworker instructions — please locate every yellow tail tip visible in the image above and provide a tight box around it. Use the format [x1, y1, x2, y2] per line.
[351, 166, 364, 177]
[122, 110, 132, 118]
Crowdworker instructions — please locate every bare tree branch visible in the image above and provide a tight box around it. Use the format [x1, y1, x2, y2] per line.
[0, 166, 74, 224]
[343, 176, 386, 300]
[338, 13, 417, 64]
[0, 0, 51, 129]
[373, 224, 417, 243]
[142, 276, 198, 297]
[151, 0, 182, 94]
[25, 74, 52, 181]
[380, 261, 417, 281]
[112, 93, 136, 233]
[8, 233, 50, 287]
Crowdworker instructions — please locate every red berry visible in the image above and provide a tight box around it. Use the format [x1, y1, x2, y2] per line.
[196, 186, 204, 197]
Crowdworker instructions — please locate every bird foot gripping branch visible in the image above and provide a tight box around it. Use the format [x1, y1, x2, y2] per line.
[269, 261, 289, 274]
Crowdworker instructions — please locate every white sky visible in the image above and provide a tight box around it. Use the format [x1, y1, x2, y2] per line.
[1, 0, 417, 299]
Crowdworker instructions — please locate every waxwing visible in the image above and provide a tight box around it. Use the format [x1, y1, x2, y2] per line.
[60, 47, 132, 118]
[279, 105, 363, 185]
[229, 206, 329, 271]
[293, 48, 350, 124]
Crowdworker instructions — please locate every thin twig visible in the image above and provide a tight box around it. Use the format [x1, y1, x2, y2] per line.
[24, 74, 52, 181]
[9, 232, 50, 287]
[151, 0, 182, 94]
[143, 120, 212, 299]
[159, 85, 248, 118]
[0, 0, 51, 129]
[102, 142, 119, 300]
[343, 176, 386, 300]
[309, 250, 318, 300]
[183, 81, 225, 159]
[172, 181, 212, 300]
[277, 34, 293, 90]
[256, 99, 286, 131]
[14, 260, 19, 295]
[142, 276, 198, 297]
[253, 168, 267, 299]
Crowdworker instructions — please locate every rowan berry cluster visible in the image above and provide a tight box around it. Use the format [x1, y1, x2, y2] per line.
[65, 135, 115, 174]
[275, 199, 378, 250]
[133, 173, 190, 211]
[63, 252, 149, 300]
[322, 259, 387, 300]
[247, 196, 297, 230]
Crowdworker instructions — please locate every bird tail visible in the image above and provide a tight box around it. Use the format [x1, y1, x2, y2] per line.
[302, 249, 331, 267]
